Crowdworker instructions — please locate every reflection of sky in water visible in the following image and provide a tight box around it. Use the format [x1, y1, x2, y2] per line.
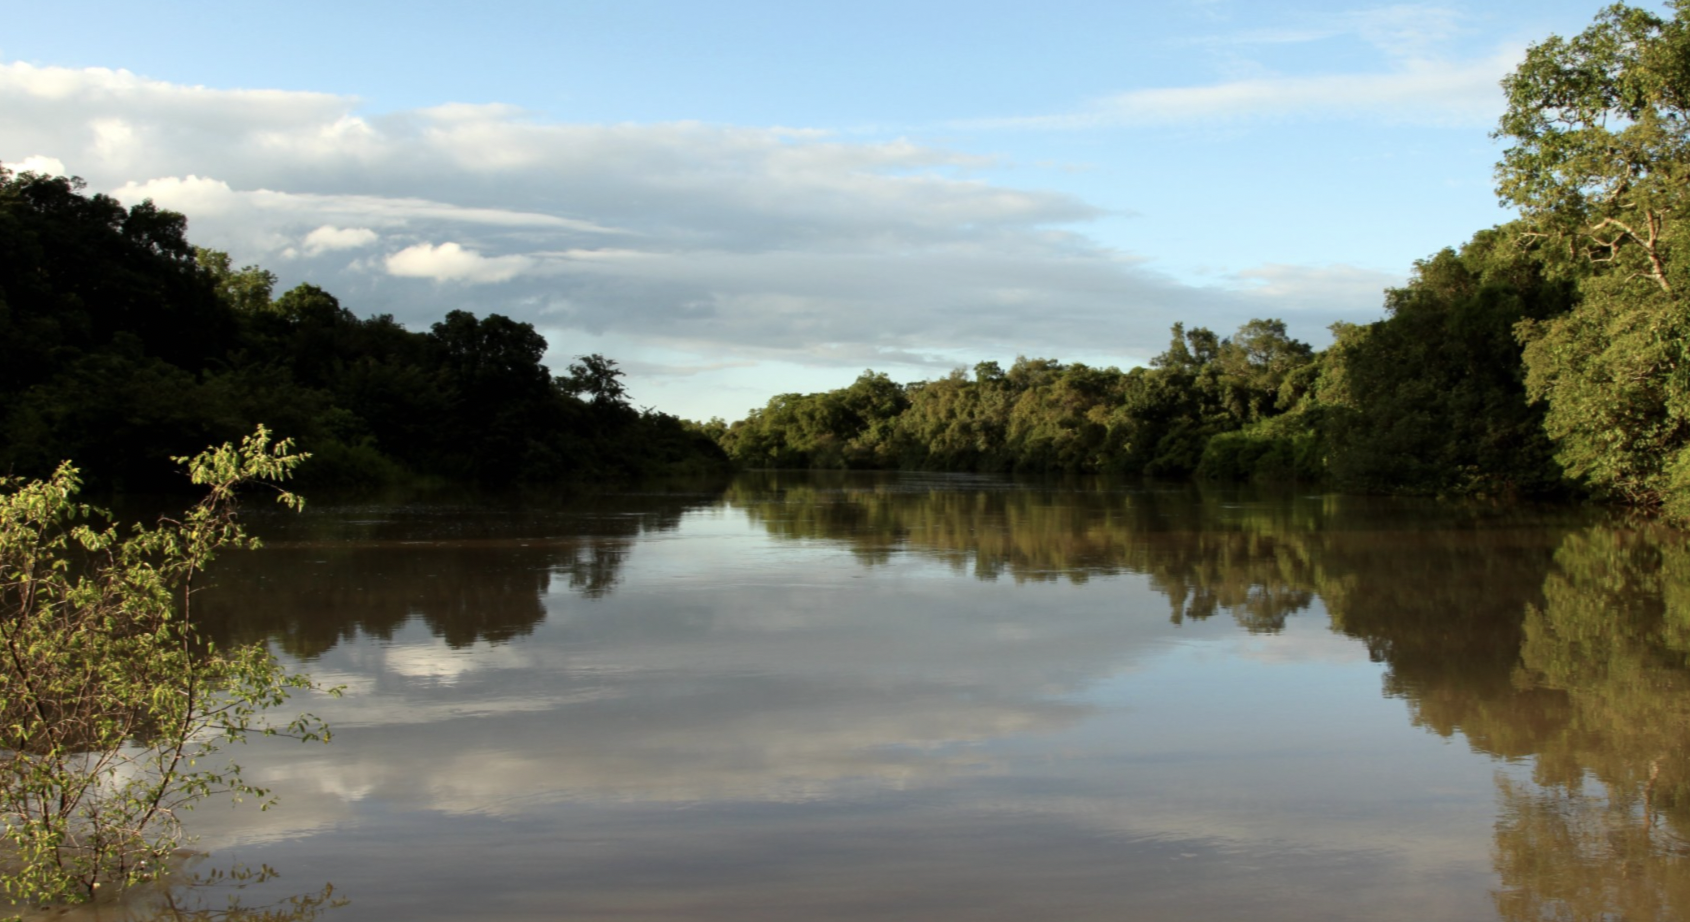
[135, 483, 1645, 922]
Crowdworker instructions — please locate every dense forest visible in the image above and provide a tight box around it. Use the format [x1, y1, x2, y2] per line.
[714, 3, 1690, 523]
[0, 167, 728, 492]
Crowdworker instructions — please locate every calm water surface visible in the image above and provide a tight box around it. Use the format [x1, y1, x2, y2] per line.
[81, 472, 1690, 920]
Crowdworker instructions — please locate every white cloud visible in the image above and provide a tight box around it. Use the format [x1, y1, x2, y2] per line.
[302, 224, 378, 255]
[112, 174, 239, 215]
[1345, 4, 1469, 60]
[113, 176, 612, 231]
[972, 5, 1517, 132]
[385, 241, 536, 283]
[7, 154, 65, 176]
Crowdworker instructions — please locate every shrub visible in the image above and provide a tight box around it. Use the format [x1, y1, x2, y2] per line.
[0, 428, 330, 907]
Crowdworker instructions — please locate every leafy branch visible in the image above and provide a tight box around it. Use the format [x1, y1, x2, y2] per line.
[0, 427, 333, 908]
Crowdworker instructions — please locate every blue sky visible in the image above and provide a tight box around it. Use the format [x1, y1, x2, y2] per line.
[1, 1, 1617, 421]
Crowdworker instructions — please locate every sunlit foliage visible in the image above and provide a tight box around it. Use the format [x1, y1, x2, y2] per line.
[0, 430, 329, 905]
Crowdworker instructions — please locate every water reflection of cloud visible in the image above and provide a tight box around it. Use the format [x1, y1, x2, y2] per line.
[193, 560, 1486, 871]
[178, 485, 1582, 921]
[380, 639, 537, 685]
[253, 677, 1082, 814]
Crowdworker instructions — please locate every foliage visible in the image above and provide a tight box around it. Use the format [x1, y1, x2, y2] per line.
[1496, 3, 1690, 518]
[1196, 413, 1323, 483]
[717, 321, 1320, 480]
[0, 165, 727, 491]
[1519, 276, 1690, 511]
[720, 370, 912, 470]
[1495, 1, 1690, 294]
[562, 353, 631, 409]
[0, 428, 330, 906]
[1318, 227, 1574, 496]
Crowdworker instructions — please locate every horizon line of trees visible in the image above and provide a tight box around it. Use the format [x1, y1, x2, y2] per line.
[710, 224, 1573, 500]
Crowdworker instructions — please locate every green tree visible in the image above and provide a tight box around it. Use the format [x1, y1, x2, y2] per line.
[1495, 2, 1690, 294]
[0, 429, 330, 905]
[195, 248, 277, 315]
[563, 353, 630, 409]
[1318, 228, 1572, 495]
[1496, 2, 1690, 517]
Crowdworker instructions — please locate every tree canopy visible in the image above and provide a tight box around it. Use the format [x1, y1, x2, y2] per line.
[1496, 2, 1690, 519]
[0, 165, 728, 491]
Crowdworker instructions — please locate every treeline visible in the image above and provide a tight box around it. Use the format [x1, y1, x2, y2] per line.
[715, 225, 1573, 499]
[0, 167, 727, 491]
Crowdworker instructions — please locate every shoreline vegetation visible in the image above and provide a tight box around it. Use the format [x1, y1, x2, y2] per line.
[0, 429, 331, 913]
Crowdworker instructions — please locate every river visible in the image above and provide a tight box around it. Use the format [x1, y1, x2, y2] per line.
[85, 471, 1690, 920]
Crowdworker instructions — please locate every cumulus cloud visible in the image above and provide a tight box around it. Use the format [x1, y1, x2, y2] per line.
[302, 224, 378, 255]
[8, 154, 66, 176]
[385, 241, 537, 283]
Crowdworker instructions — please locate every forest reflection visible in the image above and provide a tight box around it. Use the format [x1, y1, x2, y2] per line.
[196, 487, 725, 658]
[729, 472, 1690, 919]
[1487, 527, 1690, 921]
[726, 471, 1567, 635]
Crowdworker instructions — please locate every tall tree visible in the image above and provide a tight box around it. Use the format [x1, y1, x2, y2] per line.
[1496, 2, 1690, 517]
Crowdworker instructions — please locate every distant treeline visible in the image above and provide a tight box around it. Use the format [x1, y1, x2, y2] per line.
[710, 224, 1577, 504]
[0, 167, 728, 492]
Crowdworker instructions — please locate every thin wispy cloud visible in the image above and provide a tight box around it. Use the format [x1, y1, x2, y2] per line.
[1180, 3, 1468, 56]
[961, 53, 1515, 129]
[963, 5, 1514, 131]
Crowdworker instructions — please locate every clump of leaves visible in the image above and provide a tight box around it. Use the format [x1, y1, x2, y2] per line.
[0, 427, 331, 906]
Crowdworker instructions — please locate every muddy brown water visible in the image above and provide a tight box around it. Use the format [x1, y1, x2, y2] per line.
[61, 472, 1690, 920]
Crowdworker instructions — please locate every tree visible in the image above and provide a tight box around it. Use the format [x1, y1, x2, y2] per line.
[1496, 2, 1690, 517]
[0, 428, 330, 905]
[195, 248, 277, 315]
[1495, 2, 1690, 293]
[563, 353, 630, 409]
[1318, 228, 1572, 496]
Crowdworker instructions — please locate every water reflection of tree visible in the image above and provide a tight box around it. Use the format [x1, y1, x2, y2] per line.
[731, 473, 1344, 633]
[191, 472, 1690, 918]
[195, 490, 719, 657]
[1494, 778, 1690, 922]
[1479, 526, 1690, 920]
[1331, 522, 1690, 920]
[1317, 525, 1571, 758]
[735, 473, 1690, 915]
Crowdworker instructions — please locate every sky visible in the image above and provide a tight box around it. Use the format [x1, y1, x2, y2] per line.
[0, 0, 1620, 422]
